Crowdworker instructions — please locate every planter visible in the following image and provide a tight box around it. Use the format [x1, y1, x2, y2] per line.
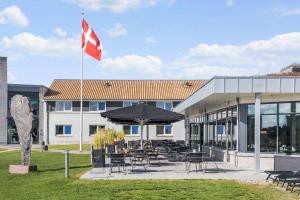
[92, 149, 105, 168]
[106, 144, 115, 154]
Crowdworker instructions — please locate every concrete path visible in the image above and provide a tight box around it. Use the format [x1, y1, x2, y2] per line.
[80, 157, 266, 182]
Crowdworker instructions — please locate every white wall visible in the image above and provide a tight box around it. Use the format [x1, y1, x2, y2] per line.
[47, 111, 185, 144]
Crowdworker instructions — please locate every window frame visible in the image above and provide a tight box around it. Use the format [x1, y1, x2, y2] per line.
[89, 125, 105, 136]
[55, 125, 72, 136]
[55, 101, 72, 112]
[156, 101, 173, 111]
[89, 101, 106, 112]
[123, 125, 140, 136]
[156, 125, 173, 136]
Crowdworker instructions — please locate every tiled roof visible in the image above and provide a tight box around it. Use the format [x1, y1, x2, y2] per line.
[267, 72, 300, 77]
[44, 79, 206, 100]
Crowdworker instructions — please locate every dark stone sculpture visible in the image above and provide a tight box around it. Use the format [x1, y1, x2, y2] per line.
[10, 95, 34, 165]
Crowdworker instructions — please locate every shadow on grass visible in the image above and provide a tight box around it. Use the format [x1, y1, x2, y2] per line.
[38, 164, 91, 173]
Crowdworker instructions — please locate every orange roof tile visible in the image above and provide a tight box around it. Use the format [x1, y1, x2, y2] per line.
[44, 79, 206, 100]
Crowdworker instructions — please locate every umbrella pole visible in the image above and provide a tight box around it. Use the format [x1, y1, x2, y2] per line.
[140, 120, 144, 149]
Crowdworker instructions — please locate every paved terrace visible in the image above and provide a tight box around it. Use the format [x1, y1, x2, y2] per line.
[81, 156, 266, 182]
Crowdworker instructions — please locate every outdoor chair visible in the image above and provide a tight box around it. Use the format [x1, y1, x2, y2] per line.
[186, 152, 204, 173]
[146, 148, 160, 165]
[109, 153, 126, 175]
[130, 150, 149, 172]
[264, 170, 289, 182]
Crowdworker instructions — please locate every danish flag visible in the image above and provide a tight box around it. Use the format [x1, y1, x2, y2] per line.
[82, 18, 102, 60]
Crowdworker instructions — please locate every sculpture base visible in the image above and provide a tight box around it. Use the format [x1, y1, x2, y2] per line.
[9, 165, 37, 174]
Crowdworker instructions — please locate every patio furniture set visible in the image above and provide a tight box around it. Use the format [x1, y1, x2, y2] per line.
[107, 140, 218, 175]
[265, 170, 300, 196]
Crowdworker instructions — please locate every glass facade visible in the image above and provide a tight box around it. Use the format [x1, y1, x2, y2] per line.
[7, 98, 40, 144]
[247, 102, 300, 153]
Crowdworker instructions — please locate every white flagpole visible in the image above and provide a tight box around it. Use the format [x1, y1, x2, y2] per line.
[79, 12, 84, 152]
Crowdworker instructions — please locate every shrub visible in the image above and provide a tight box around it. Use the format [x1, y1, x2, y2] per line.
[106, 128, 116, 145]
[93, 128, 107, 149]
[117, 130, 125, 141]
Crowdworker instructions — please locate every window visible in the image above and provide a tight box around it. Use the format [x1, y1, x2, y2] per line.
[123, 101, 138, 107]
[56, 125, 72, 136]
[89, 101, 106, 111]
[98, 102, 106, 111]
[156, 101, 173, 110]
[55, 101, 72, 111]
[156, 125, 172, 135]
[89, 125, 105, 135]
[89, 101, 98, 111]
[31, 100, 39, 115]
[123, 125, 139, 135]
[124, 126, 131, 135]
[131, 125, 139, 135]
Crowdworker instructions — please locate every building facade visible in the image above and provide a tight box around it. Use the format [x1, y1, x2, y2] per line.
[174, 65, 300, 170]
[43, 79, 205, 144]
[0, 57, 48, 145]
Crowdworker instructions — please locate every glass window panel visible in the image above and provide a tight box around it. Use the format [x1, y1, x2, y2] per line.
[56, 125, 63, 135]
[31, 100, 39, 115]
[132, 102, 138, 106]
[55, 102, 64, 111]
[247, 105, 255, 115]
[232, 107, 237, 117]
[296, 102, 300, 113]
[261, 104, 277, 114]
[279, 103, 291, 113]
[247, 115, 255, 151]
[165, 102, 172, 111]
[222, 110, 227, 119]
[131, 125, 139, 135]
[64, 125, 72, 134]
[64, 101, 72, 111]
[156, 102, 164, 109]
[98, 102, 106, 111]
[123, 101, 132, 107]
[89, 101, 98, 111]
[156, 125, 164, 135]
[123, 125, 130, 135]
[261, 115, 277, 152]
[165, 125, 172, 134]
[89, 125, 97, 135]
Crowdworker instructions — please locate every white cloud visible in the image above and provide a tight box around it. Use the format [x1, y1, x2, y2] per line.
[53, 27, 67, 37]
[0, 6, 29, 27]
[107, 23, 127, 38]
[1, 32, 80, 57]
[64, 0, 161, 13]
[226, 0, 234, 6]
[144, 36, 157, 44]
[99, 54, 162, 77]
[280, 8, 300, 16]
[175, 32, 300, 79]
[65, 0, 140, 13]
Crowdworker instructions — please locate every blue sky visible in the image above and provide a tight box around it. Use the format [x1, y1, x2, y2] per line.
[1, 0, 300, 86]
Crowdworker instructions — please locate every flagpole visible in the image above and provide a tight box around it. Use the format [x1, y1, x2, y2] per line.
[80, 12, 84, 152]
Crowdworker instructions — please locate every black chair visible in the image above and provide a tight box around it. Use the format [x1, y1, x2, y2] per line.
[186, 152, 204, 173]
[109, 153, 126, 175]
[130, 150, 149, 172]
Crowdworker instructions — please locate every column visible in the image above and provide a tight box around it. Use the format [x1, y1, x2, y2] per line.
[255, 93, 261, 173]
[0, 57, 7, 144]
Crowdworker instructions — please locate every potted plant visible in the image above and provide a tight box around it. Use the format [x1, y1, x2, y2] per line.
[116, 130, 125, 153]
[106, 128, 116, 154]
[92, 128, 106, 168]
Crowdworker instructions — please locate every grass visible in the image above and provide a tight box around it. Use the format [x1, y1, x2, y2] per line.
[0, 148, 7, 151]
[0, 151, 298, 200]
[48, 144, 91, 151]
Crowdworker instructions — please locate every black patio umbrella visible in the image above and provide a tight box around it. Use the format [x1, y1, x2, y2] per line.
[101, 103, 185, 148]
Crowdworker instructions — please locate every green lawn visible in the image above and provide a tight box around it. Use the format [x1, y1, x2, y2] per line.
[0, 148, 6, 151]
[0, 151, 297, 200]
[48, 144, 91, 151]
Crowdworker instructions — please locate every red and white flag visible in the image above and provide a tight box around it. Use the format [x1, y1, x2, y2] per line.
[82, 19, 102, 60]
